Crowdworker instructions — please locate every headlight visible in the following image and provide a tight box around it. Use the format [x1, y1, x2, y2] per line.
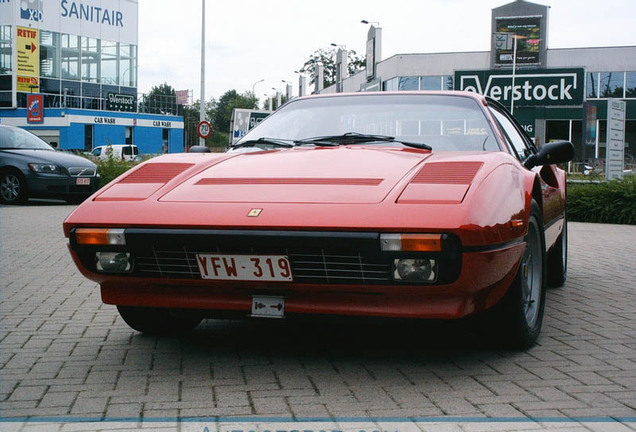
[393, 258, 437, 282]
[28, 163, 61, 174]
[95, 252, 132, 273]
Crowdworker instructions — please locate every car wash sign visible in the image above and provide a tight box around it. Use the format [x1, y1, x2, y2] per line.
[456, 68, 584, 107]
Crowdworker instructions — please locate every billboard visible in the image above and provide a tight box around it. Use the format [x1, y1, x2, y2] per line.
[16, 26, 40, 92]
[494, 16, 542, 66]
[10, 0, 138, 45]
[230, 109, 271, 144]
[455, 68, 585, 107]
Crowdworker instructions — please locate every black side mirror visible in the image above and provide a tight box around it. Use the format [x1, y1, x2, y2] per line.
[524, 140, 574, 169]
[189, 145, 211, 153]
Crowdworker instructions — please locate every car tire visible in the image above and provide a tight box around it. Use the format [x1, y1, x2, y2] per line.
[116, 306, 203, 335]
[547, 215, 567, 288]
[0, 170, 28, 205]
[491, 199, 546, 349]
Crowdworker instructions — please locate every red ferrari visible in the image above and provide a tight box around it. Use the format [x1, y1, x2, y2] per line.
[64, 91, 573, 348]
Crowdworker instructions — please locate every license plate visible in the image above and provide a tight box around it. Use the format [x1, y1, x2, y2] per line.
[252, 296, 285, 318]
[196, 254, 293, 281]
[76, 177, 91, 185]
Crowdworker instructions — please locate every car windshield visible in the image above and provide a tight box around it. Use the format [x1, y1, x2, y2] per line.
[0, 126, 54, 151]
[238, 94, 500, 152]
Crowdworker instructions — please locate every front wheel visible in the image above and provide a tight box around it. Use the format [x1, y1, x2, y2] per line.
[0, 171, 28, 205]
[116, 306, 204, 335]
[492, 200, 546, 349]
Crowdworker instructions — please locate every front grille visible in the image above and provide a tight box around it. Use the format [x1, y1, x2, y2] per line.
[134, 247, 393, 284]
[68, 167, 97, 177]
[72, 229, 462, 285]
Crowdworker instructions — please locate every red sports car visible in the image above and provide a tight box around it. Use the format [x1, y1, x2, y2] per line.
[64, 91, 573, 348]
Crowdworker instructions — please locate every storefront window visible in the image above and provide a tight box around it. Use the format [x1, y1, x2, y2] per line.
[420, 76, 442, 90]
[586, 72, 599, 99]
[61, 80, 81, 107]
[81, 37, 99, 83]
[0, 25, 12, 75]
[626, 72, 636, 98]
[61, 34, 80, 80]
[101, 40, 117, 85]
[383, 77, 398, 91]
[40, 31, 60, 78]
[119, 44, 137, 87]
[443, 75, 454, 90]
[398, 77, 419, 91]
[626, 121, 635, 162]
[599, 72, 624, 98]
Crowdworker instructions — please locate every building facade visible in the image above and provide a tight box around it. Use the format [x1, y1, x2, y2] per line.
[0, 0, 184, 153]
[321, 0, 636, 170]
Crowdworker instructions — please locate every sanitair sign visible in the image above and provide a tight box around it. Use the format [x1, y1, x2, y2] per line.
[455, 68, 585, 107]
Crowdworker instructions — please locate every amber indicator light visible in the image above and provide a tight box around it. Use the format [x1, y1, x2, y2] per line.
[401, 234, 443, 252]
[75, 229, 110, 245]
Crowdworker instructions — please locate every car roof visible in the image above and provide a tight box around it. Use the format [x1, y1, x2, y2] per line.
[291, 90, 488, 103]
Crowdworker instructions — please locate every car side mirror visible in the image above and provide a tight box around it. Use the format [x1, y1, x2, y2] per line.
[189, 145, 211, 153]
[524, 140, 574, 169]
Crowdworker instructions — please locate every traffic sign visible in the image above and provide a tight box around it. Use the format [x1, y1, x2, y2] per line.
[197, 120, 212, 139]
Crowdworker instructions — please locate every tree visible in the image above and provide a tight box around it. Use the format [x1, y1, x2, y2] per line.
[212, 90, 258, 133]
[140, 82, 177, 115]
[300, 47, 365, 89]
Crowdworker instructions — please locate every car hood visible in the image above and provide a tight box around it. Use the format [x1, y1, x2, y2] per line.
[157, 147, 432, 204]
[1, 149, 96, 168]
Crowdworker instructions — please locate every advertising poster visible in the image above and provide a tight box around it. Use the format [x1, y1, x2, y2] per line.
[17, 26, 40, 92]
[495, 16, 542, 66]
[27, 94, 44, 123]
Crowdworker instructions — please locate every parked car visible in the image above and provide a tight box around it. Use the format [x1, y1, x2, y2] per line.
[64, 91, 573, 348]
[1, 124, 99, 204]
[91, 144, 139, 161]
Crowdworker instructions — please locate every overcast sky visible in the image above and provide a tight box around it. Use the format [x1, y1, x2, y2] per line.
[137, 0, 635, 102]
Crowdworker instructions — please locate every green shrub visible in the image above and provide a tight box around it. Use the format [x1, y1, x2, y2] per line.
[95, 157, 135, 188]
[568, 176, 636, 225]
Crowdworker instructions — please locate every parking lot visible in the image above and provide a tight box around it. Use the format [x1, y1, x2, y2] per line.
[0, 202, 635, 431]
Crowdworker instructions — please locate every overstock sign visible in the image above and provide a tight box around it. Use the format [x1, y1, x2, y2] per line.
[455, 68, 584, 106]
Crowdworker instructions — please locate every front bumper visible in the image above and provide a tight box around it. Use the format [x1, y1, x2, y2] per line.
[27, 173, 99, 199]
[68, 228, 525, 319]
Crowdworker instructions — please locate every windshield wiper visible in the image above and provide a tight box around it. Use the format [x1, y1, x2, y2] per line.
[294, 132, 432, 150]
[231, 137, 294, 149]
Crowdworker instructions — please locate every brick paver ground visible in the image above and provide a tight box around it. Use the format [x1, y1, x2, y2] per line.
[0, 202, 634, 431]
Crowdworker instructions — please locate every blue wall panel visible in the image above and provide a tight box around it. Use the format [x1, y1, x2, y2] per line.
[94, 125, 126, 147]
[135, 127, 162, 154]
[64, 124, 84, 150]
[170, 128, 184, 153]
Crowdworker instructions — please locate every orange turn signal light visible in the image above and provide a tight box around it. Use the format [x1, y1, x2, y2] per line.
[381, 233, 443, 252]
[401, 234, 443, 252]
[75, 228, 126, 245]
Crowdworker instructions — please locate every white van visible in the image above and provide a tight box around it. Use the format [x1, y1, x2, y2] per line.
[91, 144, 139, 161]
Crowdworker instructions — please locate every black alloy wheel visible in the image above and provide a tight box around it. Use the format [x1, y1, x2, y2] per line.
[0, 171, 28, 205]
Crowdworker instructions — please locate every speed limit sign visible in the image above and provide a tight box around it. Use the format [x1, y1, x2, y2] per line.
[197, 121, 212, 139]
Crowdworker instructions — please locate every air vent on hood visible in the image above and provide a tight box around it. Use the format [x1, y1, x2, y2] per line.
[411, 162, 483, 185]
[195, 177, 383, 186]
[119, 163, 194, 184]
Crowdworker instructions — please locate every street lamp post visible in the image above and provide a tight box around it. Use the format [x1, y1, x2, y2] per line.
[252, 79, 264, 95]
[510, 34, 520, 115]
[199, 0, 206, 146]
